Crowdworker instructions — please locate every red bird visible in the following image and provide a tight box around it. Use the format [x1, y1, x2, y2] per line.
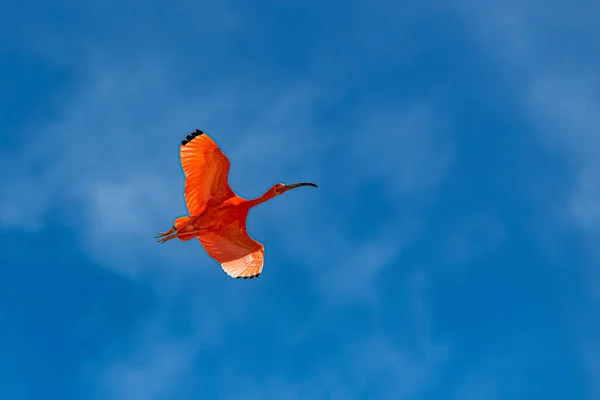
[156, 129, 317, 279]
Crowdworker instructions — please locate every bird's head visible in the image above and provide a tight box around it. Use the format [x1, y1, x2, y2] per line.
[249, 181, 318, 208]
[272, 182, 318, 196]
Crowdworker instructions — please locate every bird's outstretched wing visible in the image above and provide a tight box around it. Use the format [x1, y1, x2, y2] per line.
[180, 129, 235, 216]
[197, 221, 265, 279]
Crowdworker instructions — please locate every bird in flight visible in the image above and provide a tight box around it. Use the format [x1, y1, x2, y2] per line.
[156, 129, 317, 279]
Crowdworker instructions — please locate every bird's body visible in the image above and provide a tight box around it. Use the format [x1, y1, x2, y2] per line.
[156, 129, 317, 279]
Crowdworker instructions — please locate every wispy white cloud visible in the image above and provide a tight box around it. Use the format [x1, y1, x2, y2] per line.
[222, 334, 446, 400]
[350, 270, 449, 399]
[454, 0, 600, 237]
[213, 269, 449, 400]
[526, 74, 600, 235]
[354, 334, 446, 399]
[454, 1, 600, 398]
[100, 340, 196, 400]
[352, 102, 455, 196]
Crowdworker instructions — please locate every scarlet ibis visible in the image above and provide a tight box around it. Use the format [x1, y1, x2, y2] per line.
[156, 129, 317, 279]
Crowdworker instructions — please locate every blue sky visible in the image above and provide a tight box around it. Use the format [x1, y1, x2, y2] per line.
[1, 0, 599, 399]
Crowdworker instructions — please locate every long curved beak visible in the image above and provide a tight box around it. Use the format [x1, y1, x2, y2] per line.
[284, 182, 318, 192]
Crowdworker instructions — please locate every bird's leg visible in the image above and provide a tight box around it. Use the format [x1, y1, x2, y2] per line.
[156, 232, 178, 243]
[155, 225, 182, 243]
[155, 226, 176, 239]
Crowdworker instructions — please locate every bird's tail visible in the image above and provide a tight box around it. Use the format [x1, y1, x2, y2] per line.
[174, 216, 191, 230]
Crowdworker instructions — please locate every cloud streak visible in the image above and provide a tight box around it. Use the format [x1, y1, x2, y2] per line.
[453, 1, 600, 398]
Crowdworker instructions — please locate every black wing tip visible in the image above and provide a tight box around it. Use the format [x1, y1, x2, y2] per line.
[236, 273, 261, 280]
[181, 129, 205, 146]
